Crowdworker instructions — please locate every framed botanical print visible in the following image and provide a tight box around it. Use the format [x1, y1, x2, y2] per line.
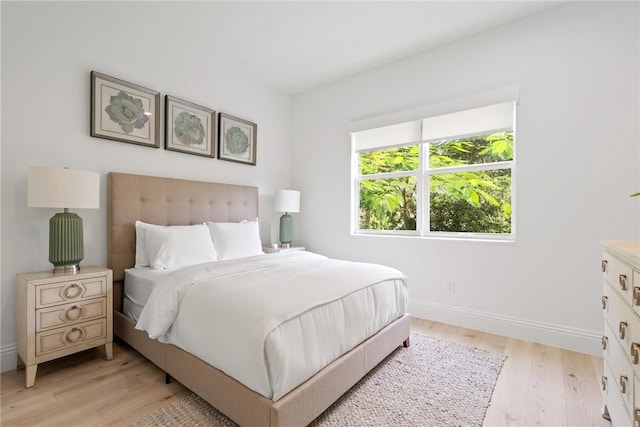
[165, 95, 216, 158]
[90, 71, 160, 148]
[218, 113, 257, 165]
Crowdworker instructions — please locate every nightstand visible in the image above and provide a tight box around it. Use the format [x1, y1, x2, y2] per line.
[15, 266, 113, 388]
[263, 246, 306, 253]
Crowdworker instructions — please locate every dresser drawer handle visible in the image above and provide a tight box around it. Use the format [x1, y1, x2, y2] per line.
[602, 259, 608, 272]
[602, 336, 608, 350]
[620, 375, 628, 394]
[602, 376, 607, 391]
[633, 288, 640, 306]
[61, 283, 85, 300]
[632, 343, 640, 364]
[62, 305, 85, 322]
[63, 327, 84, 344]
[635, 409, 640, 427]
[620, 274, 628, 291]
[602, 296, 608, 309]
[620, 322, 628, 339]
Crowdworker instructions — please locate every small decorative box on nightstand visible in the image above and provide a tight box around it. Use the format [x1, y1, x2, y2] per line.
[15, 266, 113, 388]
[263, 246, 306, 254]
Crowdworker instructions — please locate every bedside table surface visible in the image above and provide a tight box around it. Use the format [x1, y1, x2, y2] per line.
[17, 266, 112, 281]
[263, 246, 305, 253]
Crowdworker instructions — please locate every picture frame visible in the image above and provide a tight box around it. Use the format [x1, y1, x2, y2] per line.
[90, 71, 160, 148]
[218, 113, 257, 166]
[165, 95, 216, 158]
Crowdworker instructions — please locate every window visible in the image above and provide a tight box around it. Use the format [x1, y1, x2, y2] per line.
[352, 101, 515, 240]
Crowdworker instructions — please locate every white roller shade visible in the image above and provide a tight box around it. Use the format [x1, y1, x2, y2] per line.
[351, 86, 518, 152]
[352, 120, 421, 152]
[421, 101, 514, 142]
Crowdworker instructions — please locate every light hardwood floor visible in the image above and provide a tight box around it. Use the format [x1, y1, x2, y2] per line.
[1, 317, 610, 427]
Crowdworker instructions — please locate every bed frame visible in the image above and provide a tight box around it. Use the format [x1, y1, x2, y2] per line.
[107, 172, 410, 427]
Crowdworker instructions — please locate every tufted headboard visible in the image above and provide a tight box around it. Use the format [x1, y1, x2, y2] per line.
[107, 172, 259, 309]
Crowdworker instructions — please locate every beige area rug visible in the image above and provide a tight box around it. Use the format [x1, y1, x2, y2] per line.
[130, 333, 506, 427]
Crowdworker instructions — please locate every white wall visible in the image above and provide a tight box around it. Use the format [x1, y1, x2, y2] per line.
[1, 2, 293, 371]
[292, 2, 640, 355]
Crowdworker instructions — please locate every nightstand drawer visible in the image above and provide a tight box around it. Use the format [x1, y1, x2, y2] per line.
[36, 297, 106, 332]
[36, 319, 107, 356]
[35, 277, 107, 308]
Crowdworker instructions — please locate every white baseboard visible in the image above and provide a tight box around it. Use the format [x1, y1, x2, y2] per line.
[409, 298, 602, 356]
[1, 344, 16, 373]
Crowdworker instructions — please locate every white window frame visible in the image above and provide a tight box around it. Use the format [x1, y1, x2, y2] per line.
[351, 90, 518, 241]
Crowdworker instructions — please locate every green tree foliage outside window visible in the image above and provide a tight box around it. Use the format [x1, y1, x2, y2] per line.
[358, 131, 513, 234]
[359, 146, 419, 230]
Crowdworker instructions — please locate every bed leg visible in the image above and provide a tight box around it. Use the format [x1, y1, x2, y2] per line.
[403, 337, 411, 348]
[165, 373, 171, 384]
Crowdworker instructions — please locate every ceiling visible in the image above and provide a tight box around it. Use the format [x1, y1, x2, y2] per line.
[180, 1, 567, 95]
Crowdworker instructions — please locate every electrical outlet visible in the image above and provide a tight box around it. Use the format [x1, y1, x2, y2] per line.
[447, 281, 456, 294]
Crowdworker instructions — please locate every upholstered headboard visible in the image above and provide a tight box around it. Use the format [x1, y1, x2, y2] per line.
[107, 172, 259, 309]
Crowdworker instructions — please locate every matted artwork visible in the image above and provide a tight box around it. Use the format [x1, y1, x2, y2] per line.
[218, 113, 257, 165]
[165, 95, 216, 158]
[90, 71, 160, 147]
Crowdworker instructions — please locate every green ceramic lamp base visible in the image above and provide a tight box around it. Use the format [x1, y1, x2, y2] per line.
[49, 211, 84, 273]
[279, 213, 294, 246]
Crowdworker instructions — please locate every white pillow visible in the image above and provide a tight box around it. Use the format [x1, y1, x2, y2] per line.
[143, 223, 218, 269]
[134, 220, 155, 268]
[206, 219, 264, 261]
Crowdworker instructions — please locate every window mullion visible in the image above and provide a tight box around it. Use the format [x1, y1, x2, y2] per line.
[428, 160, 513, 175]
[358, 170, 415, 181]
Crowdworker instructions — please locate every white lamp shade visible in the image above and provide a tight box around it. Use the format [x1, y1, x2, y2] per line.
[28, 167, 100, 209]
[274, 190, 300, 213]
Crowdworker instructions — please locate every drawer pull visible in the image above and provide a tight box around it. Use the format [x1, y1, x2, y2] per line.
[602, 295, 608, 309]
[61, 283, 85, 300]
[602, 336, 608, 350]
[62, 305, 85, 322]
[632, 343, 640, 364]
[620, 375, 628, 394]
[635, 409, 640, 427]
[602, 259, 608, 272]
[602, 376, 607, 391]
[620, 321, 628, 339]
[634, 288, 640, 306]
[63, 327, 84, 344]
[620, 274, 628, 291]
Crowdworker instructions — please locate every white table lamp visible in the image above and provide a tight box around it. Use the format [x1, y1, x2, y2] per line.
[274, 189, 300, 248]
[28, 167, 100, 273]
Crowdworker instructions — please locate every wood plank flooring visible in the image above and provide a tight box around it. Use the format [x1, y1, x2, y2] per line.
[0, 318, 609, 426]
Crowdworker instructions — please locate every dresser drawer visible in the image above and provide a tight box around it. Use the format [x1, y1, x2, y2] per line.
[35, 277, 107, 308]
[604, 252, 634, 306]
[635, 373, 640, 427]
[36, 297, 106, 332]
[634, 270, 640, 318]
[607, 336, 635, 421]
[35, 319, 107, 356]
[604, 360, 634, 427]
[604, 281, 640, 361]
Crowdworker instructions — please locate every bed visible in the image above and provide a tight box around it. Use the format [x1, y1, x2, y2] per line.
[107, 172, 410, 427]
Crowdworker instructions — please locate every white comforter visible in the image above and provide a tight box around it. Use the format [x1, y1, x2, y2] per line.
[136, 251, 408, 400]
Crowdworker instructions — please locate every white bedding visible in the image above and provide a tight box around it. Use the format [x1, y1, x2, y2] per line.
[124, 267, 173, 306]
[135, 251, 408, 401]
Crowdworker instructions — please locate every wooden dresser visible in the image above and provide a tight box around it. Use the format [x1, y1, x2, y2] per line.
[602, 240, 640, 425]
[15, 266, 113, 388]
